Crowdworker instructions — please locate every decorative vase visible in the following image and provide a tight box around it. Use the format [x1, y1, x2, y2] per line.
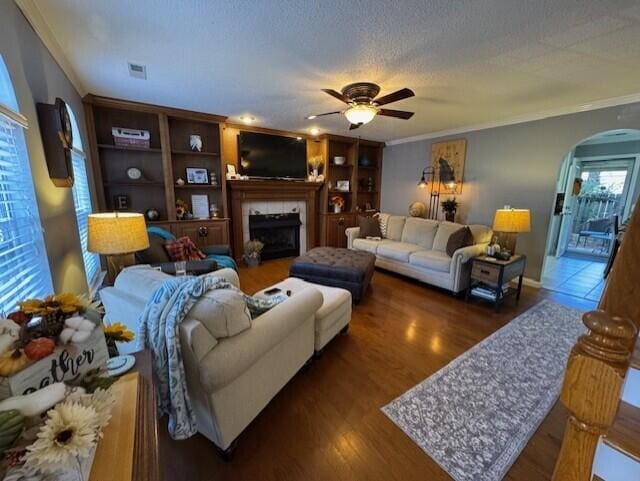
[445, 211, 456, 222]
[359, 154, 371, 167]
[334, 204, 342, 214]
[244, 255, 260, 268]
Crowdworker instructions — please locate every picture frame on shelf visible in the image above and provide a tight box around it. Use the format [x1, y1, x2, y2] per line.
[185, 167, 209, 184]
[191, 194, 209, 219]
[336, 180, 350, 192]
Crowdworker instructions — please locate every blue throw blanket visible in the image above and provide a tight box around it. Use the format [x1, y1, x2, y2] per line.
[138, 274, 234, 439]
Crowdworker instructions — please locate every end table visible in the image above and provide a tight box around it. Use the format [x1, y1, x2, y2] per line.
[465, 255, 526, 311]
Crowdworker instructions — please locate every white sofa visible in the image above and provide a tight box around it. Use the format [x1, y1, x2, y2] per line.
[100, 267, 323, 452]
[346, 216, 492, 293]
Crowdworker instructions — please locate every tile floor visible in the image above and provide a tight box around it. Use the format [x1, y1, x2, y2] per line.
[541, 255, 606, 301]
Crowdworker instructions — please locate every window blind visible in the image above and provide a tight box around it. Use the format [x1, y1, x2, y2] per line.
[70, 148, 101, 292]
[0, 107, 53, 314]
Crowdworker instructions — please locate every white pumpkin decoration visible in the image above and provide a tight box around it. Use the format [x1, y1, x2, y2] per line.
[0, 319, 21, 356]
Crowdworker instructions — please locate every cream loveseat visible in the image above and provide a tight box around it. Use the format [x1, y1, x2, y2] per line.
[346, 216, 492, 293]
[100, 267, 323, 453]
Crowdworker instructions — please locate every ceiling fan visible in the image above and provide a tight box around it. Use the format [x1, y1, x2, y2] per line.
[306, 82, 415, 130]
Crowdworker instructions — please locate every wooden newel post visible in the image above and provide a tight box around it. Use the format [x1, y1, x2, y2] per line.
[552, 310, 637, 481]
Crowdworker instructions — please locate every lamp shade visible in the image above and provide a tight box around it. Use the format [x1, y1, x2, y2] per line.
[493, 208, 531, 233]
[87, 213, 149, 255]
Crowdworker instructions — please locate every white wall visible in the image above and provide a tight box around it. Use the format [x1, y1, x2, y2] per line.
[381, 103, 640, 280]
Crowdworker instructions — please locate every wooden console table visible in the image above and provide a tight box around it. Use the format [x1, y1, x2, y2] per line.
[89, 350, 159, 481]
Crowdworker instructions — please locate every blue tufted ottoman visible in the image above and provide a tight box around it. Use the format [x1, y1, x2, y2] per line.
[289, 247, 375, 303]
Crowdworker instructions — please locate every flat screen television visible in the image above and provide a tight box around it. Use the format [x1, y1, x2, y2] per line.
[238, 131, 307, 179]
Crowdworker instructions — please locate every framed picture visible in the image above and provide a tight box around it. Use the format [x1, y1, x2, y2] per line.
[185, 167, 209, 185]
[191, 194, 209, 219]
[336, 180, 350, 192]
[431, 138, 466, 194]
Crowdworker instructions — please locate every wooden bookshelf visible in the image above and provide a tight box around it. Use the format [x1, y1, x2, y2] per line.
[84, 95, 230, 246]
[316, 134, 384, 247]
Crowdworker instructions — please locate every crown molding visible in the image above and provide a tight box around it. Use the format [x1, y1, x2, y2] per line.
[386, 92, 640, 146]
[14, 0, 86, 96]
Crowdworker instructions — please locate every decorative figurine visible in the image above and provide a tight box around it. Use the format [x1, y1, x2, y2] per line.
[189, 134, 203, 152]
[210, 171, 218, 187]
[176, 177, 186, 186]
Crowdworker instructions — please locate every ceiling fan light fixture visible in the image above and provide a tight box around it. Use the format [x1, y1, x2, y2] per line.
[344, 104, 377, 125]
[306, 114, 317, 120]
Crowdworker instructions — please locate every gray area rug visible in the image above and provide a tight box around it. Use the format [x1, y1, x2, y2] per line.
[382, 300, 585, 481]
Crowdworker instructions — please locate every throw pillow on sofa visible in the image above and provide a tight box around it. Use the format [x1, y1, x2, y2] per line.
[375, 213, 391, 238]
[446, 226, 474, 257]
[188, 288, 252, 339]
[358, 216, 383, 239]
[432, 221, 465, 252]
[165, 236, 207, 261]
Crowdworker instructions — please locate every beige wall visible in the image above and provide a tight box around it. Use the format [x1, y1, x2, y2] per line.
[381, 103, 640, 281]
[0, 1, 92, 294]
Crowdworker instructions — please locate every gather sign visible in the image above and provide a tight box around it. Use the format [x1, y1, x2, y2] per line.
[0, 329, 109, 399]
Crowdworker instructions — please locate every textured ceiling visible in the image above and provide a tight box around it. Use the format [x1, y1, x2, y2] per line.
[32, 0, 640, 142]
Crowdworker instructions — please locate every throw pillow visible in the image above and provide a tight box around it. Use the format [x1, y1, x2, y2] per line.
[188, 288, 252, 339]
[244, 292, 288, 318]
[376, 213, 390, 238]
[136, 234, 172, 264]
[446, 226, 474, 257]
[179, 236, 207, 260]
[164, 239, 188, 261]
[358, 216, 383, 239]
[164, 236, 206, 261]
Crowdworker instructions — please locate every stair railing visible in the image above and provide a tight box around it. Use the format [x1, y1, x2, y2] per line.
[551, 310, 637, 481]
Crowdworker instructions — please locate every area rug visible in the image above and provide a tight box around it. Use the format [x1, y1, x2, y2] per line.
[382, 300, 585, 481]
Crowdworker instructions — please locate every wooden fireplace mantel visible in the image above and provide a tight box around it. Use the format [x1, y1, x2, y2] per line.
[228, 180, 324, 261]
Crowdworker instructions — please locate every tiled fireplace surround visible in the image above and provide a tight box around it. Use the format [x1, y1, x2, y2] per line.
[242, 201, 308, 254]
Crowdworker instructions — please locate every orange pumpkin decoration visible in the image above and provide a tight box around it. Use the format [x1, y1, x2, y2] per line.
[0, 350, 31, 377]
[24, 338, 55, 361]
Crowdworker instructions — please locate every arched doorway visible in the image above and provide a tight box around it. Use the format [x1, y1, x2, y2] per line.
[541, 129, 640, 300]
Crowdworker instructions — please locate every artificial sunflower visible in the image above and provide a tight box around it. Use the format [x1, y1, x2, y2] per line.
[18, 299, 48, 315]
[24, 402, 98, 473]
[103, 322, 135, 343]
[67, 388, 116, 433]
[46, 293, 83, 314]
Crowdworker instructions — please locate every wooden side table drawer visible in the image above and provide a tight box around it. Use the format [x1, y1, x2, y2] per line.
[471, 262, 501, 284]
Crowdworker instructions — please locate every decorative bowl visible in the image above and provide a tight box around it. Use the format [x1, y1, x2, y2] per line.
[333, 156, 346, 165]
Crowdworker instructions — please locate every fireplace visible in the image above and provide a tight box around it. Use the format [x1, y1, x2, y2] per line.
[249, 213, 301, 260]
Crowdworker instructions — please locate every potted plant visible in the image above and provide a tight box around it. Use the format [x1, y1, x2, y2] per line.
[330, 195, 345, 214]
[243, 239, 264, 267]
[309, 156, 323, 179]
[441, 197, 458, 222]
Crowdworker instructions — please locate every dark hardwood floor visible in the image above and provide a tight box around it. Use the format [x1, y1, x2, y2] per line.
[159, 258, 597, 481]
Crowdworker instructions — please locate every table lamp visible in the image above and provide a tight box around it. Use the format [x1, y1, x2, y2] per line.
[492, 207, 531, 255]
[88, 212, 149, 283]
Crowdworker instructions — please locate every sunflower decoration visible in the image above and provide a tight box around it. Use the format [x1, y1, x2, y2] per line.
[176, 198, 189, 221]
[103, 322, 135, 343]
[67, 388, 116, 433]
[18, 293, 83, 316]
[24, 402, 99, 473]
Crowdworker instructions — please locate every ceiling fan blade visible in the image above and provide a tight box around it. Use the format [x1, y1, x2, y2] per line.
[349, 123, 362, 130]
[373, 88, 415, 106]
[321, 89, 350, 104]
[305, 111, 341, 120]
[377, 108, 415, 119]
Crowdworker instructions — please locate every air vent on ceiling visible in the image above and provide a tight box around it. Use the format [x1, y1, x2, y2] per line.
[128, 62, 147, 79]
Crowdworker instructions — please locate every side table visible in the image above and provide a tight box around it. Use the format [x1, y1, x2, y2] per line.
[465, 255, 526, 311]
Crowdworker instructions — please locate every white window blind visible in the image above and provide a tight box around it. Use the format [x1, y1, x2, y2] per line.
[0, 106, 53, 314]
[70, 146, 101, 292]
